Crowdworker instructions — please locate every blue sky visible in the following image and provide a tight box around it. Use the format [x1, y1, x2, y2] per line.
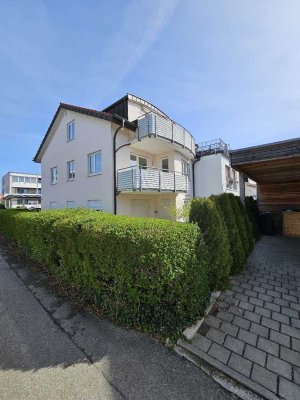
[1, 0, 300, 179]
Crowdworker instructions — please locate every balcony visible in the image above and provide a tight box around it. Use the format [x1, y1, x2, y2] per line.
[137, 113, 195, 155]
[197, 138, 229, 157]
[117, 166, 188, 193]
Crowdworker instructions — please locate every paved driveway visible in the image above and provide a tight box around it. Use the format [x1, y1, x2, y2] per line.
[0, 238, 235, 400]
[179, 236, 300, 400]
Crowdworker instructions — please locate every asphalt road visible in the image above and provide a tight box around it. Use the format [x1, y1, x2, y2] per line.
[0, 245, 237, 400]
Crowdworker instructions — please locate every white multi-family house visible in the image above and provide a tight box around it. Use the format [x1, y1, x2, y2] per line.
[194, 139, 240, 198]
[2, 172, 41, 209]
[33, 94, 195, 218]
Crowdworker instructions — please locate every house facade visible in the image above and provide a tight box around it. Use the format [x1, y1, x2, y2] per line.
[2, 172, 41, 209]
[34, 94, 195, 218]
[194, 139, 240, 198]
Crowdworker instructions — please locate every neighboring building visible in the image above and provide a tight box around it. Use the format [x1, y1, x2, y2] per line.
[34, 94, 195, 218]
[2, 172, 41, 209]
[194, 139, 240, 198]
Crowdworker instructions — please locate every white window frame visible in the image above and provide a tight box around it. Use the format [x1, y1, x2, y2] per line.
[130, 154, 148, 168]
[87, 200, 103, 211]
[161, 157, 169, 172]
[88, 151, 102, 176]
[181, 160, 191, 179]
[49, 201, 58, 209]
[51, 167, 58, 185]
[67, 160, 75, 181]
[67, 120, 75, 141]
[66, 201, 75, 209]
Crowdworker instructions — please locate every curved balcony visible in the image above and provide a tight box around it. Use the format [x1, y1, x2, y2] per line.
[137, 113, 195, 156]
[117, 166, 188, 193]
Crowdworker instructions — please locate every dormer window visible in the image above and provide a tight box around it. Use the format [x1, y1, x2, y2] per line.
[67, 120, 75, 141]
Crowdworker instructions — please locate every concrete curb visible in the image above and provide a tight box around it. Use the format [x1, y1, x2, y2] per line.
[183, 291, 221, 340]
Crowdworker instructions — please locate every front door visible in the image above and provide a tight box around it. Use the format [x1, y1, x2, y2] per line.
[131, 200, 150, 217]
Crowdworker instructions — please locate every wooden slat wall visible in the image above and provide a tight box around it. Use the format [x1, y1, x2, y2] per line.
[258, 182, 300, 232]
[283, 212, 300, 237]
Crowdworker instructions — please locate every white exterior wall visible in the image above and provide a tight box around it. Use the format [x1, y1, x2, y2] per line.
[38, 100, 194, 219]
[2, 174, 10, 196]
[41, 111, 117, 211]
[194, 153, 240, 198]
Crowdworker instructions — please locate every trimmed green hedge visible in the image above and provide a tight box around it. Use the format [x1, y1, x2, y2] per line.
[245, 196, 260, 240]
[211, 194, 246, 273]
[189, 198, 232, 289]
[234, 195, 254, 252]
[0, 209, 210, 338]
[227, 193, 251, 256]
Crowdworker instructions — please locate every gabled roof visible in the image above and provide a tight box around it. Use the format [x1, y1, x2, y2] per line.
[33, 102, 136, 163]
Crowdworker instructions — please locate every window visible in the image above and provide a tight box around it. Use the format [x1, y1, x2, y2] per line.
[19, 176, 25, 183]
[38, 188, 41, 194]
[17, 188, 28, 194]
[87, 200, 103, 210]
[66, 201, 75, 209]
[67, 120, 75, 141]
[130, 154, 148, 168]
[225, 165, 238, 190]
[67, 160, 75, 180]
[38, 178, 41, 183]
[50, 201, 58, 209]
[51, 167, 58, 184]
[181, 160, 190, 178]
[30, 177, 37, 183]
[161, 158, 169, 172]
[88, 151, 102, 175]
[12, 176, 18, 182]
[25, 177, 31, 183]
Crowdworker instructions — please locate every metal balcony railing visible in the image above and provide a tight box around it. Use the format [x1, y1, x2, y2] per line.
[117, 166, 188, 193]
[137, 113, 196, 155]
[197, 139, 229, 157]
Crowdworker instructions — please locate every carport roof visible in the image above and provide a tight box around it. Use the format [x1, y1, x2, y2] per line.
[230, 137, 300, 184]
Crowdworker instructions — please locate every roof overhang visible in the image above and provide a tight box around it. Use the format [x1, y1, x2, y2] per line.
[230, 137, 300, 184]
[33, 103, 136, 163]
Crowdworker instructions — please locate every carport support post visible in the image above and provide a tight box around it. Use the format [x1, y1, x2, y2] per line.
[239, 171, 246, 203]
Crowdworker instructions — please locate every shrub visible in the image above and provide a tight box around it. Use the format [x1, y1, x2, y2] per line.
[0, 203, 5, 209]
[245, 197, 260, 240]
[189, 198, 232, 289]
[234, 195, 254, 252]
[227, 193, 251, 257]
[0, 209, 210, 339]
[211, 194, 245, 273]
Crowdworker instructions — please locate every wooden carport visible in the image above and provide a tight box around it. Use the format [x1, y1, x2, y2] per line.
[230, 137, 300, 233]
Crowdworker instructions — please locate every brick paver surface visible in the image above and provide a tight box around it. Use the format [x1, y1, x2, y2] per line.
[180, 236, 300, 400]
